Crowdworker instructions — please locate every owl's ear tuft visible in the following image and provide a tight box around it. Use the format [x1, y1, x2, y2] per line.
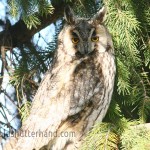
[92, 6, 107, 24]
[64, 6, 76, 24]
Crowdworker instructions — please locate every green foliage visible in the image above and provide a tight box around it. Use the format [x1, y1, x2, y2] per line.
[71, 0, 102, 18]
[38, 0, 54, 16]
[121, 126, 150, 150]
[19, 101, 31, 122]
[23, 14, 41, 29]
[104, 0, 150, 122]
[10, 65, 38, 107]
[138, 97, 150, 123]
[81, 121, 150, 150]
[106, 0, 141, 65]
[8, 0, 54, 29]
[81, 123, 119, 150]
[117, 58, 131, 95]
[8, 0, 19, 17]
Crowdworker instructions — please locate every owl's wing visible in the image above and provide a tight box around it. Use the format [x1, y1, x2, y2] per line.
[4, 57, 105, 150]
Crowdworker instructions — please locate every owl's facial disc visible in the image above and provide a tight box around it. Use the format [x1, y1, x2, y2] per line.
[70, 20, 100, 56]
[63, 6, 109, 56]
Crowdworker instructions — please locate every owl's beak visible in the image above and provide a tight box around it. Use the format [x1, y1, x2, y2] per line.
[76, 43, 92, 56]
[83, 44, 89, 54]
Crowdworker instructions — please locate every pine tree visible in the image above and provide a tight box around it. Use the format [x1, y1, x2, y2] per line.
[0, 0, 149, 149]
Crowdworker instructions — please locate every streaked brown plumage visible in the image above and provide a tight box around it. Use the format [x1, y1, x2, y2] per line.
[4, 6, 116, 150]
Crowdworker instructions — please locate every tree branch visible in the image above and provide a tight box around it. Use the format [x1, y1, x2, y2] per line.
[0, 1, 67, 48]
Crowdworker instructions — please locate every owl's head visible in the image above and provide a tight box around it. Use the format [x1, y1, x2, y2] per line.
[58, 6, 113, 58]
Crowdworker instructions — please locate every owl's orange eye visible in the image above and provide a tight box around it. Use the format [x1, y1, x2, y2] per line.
[72, 38, 79, 44]
[91, 36, 99, 42]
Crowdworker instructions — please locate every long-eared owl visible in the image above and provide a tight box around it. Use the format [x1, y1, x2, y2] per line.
[4, 6, 116, 150]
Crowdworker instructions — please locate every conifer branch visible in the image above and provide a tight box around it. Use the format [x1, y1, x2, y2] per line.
[0, 1, 73, 48]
